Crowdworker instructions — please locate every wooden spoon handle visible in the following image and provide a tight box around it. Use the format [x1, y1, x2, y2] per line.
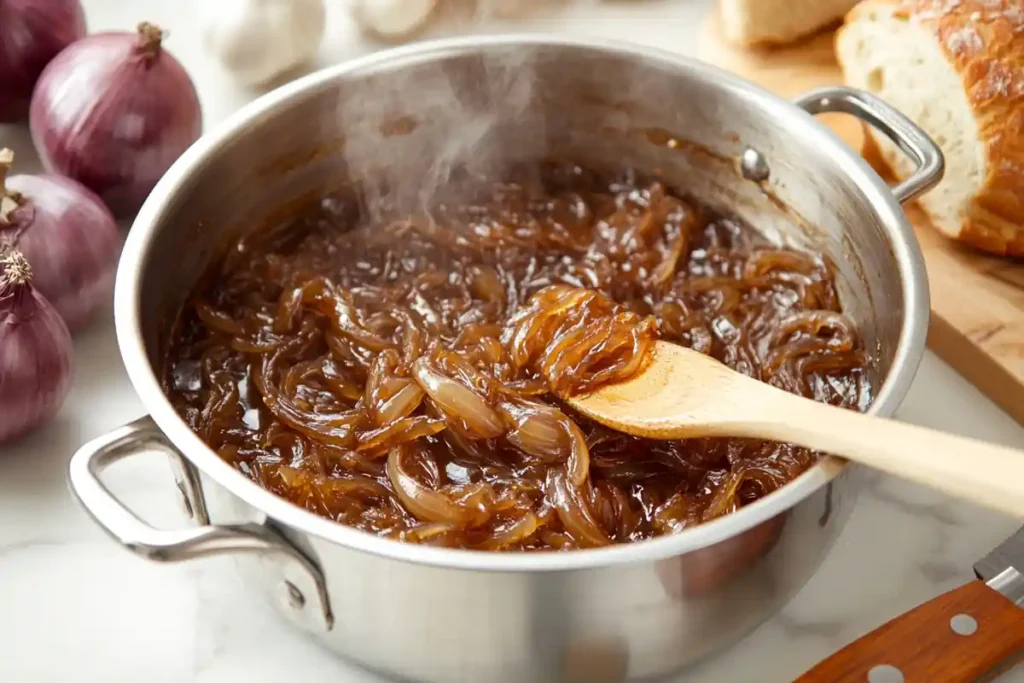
[763, 397, 1024, 518]
[795, 581, 1024, 682]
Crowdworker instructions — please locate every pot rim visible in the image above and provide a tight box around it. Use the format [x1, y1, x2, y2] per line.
[116, 33, 929, 572]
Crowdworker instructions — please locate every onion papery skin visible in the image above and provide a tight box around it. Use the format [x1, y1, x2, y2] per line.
[0, 0, 86, 123]
[0, 251, 74, 443]
[29, 23, 202, 218]
[2, 172, 121, 331]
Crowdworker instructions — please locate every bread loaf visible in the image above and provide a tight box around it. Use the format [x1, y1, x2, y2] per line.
[837, 0, 1024, 257]
[721, 0, 859, 45]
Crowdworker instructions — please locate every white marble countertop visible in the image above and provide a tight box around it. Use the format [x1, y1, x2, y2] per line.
[2, 1, 1024, 681]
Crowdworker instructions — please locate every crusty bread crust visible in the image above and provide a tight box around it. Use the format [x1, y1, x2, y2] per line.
[841, 0, 1024, 257]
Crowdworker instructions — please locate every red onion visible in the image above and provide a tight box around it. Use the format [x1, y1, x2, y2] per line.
[0, 0, 86, 123]
[0, 148, 120, 331]
[0, 249, 74, 444]
[29, 22, 202, 218]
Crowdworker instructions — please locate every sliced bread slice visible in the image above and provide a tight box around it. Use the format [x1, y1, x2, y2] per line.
[837, 0, 1024, 257]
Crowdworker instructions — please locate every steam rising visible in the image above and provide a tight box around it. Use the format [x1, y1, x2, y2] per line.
[334, 45, 545, 227]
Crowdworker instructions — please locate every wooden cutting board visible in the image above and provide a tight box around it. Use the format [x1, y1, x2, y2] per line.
[698, 15, 1024, 427]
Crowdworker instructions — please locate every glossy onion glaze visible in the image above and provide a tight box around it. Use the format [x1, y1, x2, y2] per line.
[164, 163, 870, 551]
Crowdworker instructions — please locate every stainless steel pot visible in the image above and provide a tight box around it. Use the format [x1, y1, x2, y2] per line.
[68, 36, 940, 683]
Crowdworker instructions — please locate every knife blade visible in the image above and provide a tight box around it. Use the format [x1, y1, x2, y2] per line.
[796, 525, 1024, 682]
[975, 528, 1024, 607]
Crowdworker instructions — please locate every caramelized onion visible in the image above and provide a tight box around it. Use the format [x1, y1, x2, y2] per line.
[500, 399, 570, 460]
[377, 381, 426, 424]
[252, 350, 359, 447]
[387, 445, 494, 527]
[546, 469, 610, 548]
[504, 285, 658, 396]
[164, 162, 871, 551]
[412, 357, 505, 439]
[356, 416, 445, 453]
[476, 512, 541, 550]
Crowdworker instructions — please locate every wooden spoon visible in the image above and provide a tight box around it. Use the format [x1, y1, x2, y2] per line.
[566, 341, 1024, 518]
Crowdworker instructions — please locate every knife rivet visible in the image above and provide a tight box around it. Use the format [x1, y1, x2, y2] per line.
[950, 613, 978, 636]
[867, 664, 904, 683]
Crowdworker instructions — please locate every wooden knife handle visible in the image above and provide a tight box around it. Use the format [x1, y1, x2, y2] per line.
[796, 581, 1024, 682]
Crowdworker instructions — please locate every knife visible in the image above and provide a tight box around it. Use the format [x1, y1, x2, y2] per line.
[797, 526, 1024, 682]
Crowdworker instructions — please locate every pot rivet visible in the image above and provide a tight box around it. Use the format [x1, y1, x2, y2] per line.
[740, 148, 770, 182]
[284, 581, 305, 610]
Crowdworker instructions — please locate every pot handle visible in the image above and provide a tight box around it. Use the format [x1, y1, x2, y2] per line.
[68, 416, 333, 631]
[794, 86, 944, 204]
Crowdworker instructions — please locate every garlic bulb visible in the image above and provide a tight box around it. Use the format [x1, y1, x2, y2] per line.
[350, 0, 438, 42]
[201, 0, 326, 86]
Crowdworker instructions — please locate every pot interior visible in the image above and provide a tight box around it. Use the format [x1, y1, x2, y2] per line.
[132, 38, 912, 425]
